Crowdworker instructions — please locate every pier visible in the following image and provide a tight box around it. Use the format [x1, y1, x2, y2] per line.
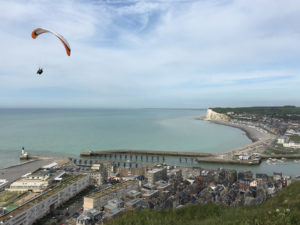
[80, 150, 215, 158]
[80, 149, 263, 166]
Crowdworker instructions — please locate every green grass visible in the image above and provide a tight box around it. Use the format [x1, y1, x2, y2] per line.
[289, 135, 300, 143]
[107, 181, 300, 225]
[0, 191, 26, 207]
[211, 106, 300, 120]
[265, 146, 300, 155]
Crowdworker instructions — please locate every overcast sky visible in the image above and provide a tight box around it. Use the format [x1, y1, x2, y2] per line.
[0, 0, 300, 108]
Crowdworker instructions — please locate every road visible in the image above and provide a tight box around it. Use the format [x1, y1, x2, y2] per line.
[0, 159, 54, 184]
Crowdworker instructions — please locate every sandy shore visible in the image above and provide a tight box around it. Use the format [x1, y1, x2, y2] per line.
[207, 120, 273, 142]
[199, 118, 277, 161]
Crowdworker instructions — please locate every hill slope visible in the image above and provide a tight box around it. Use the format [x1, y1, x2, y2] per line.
[107, 181, 300, 225]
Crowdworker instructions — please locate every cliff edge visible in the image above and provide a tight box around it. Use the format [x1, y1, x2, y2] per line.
[205, 108, 230, 121]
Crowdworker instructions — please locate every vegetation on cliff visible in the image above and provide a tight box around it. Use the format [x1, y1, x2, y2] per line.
[107, 181, 300, 225]
[211, 106, 300, 120]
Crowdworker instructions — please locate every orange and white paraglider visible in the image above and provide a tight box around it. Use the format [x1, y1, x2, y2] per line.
[31, 28, 71, 75]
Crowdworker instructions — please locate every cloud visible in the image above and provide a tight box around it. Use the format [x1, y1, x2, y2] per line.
[0, 0, 300, 107]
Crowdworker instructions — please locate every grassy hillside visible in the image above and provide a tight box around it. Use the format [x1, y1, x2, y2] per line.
[107, 181, 300, 225]
[211, 106, 300, 120]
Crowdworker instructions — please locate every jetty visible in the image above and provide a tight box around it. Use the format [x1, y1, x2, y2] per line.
[80, 149, 262, 165]
[80, 150, 215, 158]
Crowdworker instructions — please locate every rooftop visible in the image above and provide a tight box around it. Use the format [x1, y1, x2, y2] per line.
[104, 208, 125, 218]
[147, 168, 165, 174]
[125, 198, 143, 206]
[86, 180, 136, 199]
[0, 174, 86, 223]
[142, 190, 159, 197]
[42, 162, 58, 169]
[107, 198, 124, 206]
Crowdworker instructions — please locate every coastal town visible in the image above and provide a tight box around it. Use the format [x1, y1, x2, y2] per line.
[0, 107, 300, 225]
[204, 107, 300, 164]
[0, 157, 299, 225]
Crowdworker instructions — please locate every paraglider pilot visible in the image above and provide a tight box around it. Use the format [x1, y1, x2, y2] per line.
[37, 68, 43, 75]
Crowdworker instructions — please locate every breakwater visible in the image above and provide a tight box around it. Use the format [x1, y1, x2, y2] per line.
[80, 150, 215, 158]
[80, 150, 261, 165]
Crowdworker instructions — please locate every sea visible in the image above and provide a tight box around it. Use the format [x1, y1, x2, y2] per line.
[0, 108, 299, 176]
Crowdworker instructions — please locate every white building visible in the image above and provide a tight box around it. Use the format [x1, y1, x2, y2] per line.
[0, 175, 89, 225]
[283, 141, 300, 149]
[8, 179, 49, 192]
[146, 168, 167, 184]
[8, 170, 51, 193]
[76, 209, 103, 225]
[277, 136, 289, 144]
[286, 129, 300, 136]
[238, 154, 251, 160]
[83, 180, 139, 210]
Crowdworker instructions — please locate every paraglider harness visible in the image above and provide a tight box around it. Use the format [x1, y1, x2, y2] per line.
[37, 68, 43, 75]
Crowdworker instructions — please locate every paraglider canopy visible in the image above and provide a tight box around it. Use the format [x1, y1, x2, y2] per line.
[31, 28, 71, 56]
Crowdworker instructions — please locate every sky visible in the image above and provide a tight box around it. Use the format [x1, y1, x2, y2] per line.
[0, 0, 300, 108]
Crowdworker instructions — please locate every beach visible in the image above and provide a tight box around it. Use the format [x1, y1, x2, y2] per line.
[208, 119, 274, 142]
[195, 117, 278, 164]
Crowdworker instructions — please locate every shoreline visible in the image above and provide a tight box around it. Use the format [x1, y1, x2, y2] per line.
[206, 119, 259, 142]
[198, 117, 278, 161]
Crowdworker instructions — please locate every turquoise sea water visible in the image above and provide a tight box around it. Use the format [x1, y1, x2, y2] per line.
[0, 108, 299, 177]
[0, 108, 251, 168]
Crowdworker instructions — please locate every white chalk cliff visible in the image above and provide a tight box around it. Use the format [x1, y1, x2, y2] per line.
[205, 109, 230, 121]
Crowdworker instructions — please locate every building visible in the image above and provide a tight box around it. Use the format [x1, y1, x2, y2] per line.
[238, 154, 251, 160]
[106, 199, 124, 209]
[157, 183, 171, 193]
[88, 171, 107, 186]
[76, 209, 103, 225]
[239, 179, 252, 192]
[126, 190, 142, 199]
[277, 136, 289, 144]
[273, 172, 282, 181]
[103, 208, 125, 222]
[0, 175, 89, 225]
[142, 190, 159, 200]
[83, 180, 139, 210]
[283, 141, 300, 149]
[125, 198, 143, 210]
[8, 170, 51, 193]
[117, 167, 146, 177]
[167, 168, 182, 180]
[146, 168, 167, 184]
[87, 164, 108, 186]
[0, 179, 8, 191]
